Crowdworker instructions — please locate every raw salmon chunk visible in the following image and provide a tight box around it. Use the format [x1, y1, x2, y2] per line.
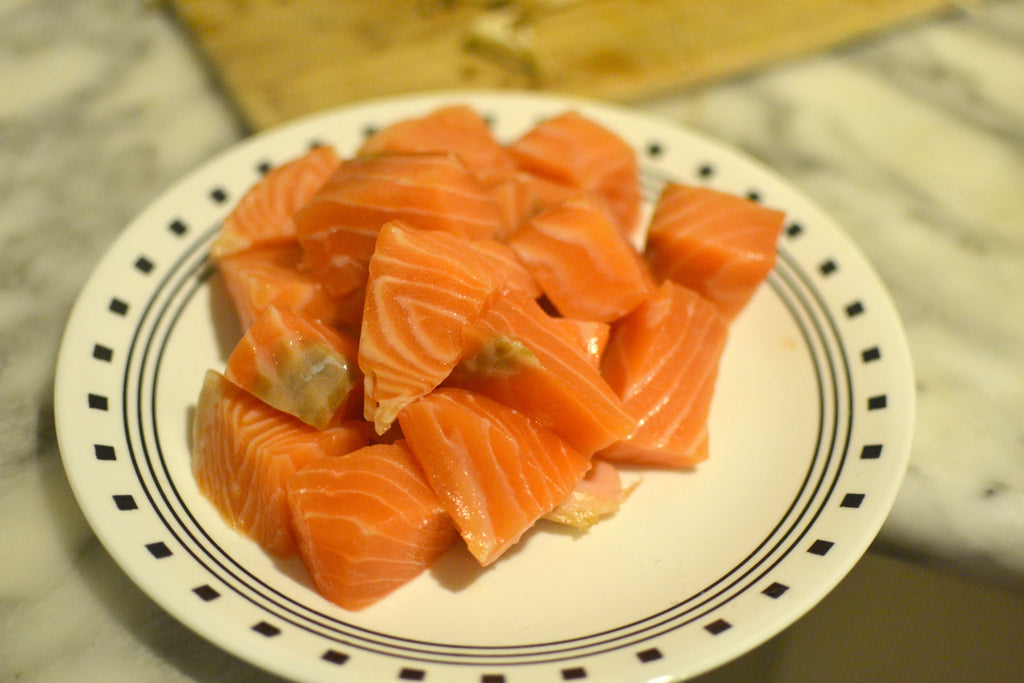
[509, 110, 642, 239]
[192, 370, 370, 557]
[358, 221, 498, 434]
[359, 104, 516, 189]
[464, 238, 542, 299]
[295, 152, 506, 297]
[218, 243, 346, 331]
[192, 104, 769, 610]
[210, 145, 340, 260]
[599, 281, 729, 467]
[508, 168, 581, 222]
[357, 105, 523, 235]
[551, 318, 611, 369]
[487, 174, 546, 235]
[645, 183, 785, 319]
[224, 306, 362, 429]
[446, 288, 636, 456]
[398, 388, 591, 566]
[508, 194, 654, 322]
[286, 441, 458, 611]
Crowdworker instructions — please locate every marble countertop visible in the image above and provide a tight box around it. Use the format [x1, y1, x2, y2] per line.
[2, 0, 1022, 680]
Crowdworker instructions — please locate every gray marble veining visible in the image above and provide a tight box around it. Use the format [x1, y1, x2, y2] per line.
[2, 0, 1022, 680]
[643, 2, 1024, 584]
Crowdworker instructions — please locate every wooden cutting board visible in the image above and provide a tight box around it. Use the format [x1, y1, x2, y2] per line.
[167, 0, 954, 131]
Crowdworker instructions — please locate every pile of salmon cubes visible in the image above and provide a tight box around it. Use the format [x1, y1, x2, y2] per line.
[192, 104, 785, 610]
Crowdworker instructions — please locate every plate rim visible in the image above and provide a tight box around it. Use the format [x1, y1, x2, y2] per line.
[54, 89, 915, 683]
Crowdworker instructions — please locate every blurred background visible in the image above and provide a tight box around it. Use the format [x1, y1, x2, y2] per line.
[2, 1, 1023, 681]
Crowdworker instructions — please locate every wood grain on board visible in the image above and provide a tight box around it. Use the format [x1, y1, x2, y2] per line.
[167, 0, 954, 130]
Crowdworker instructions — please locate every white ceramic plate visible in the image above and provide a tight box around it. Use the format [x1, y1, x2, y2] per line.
[54, 91, 914, 683]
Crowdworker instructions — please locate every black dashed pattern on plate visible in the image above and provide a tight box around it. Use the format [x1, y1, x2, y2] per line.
[102, 164, 861, 673]
[55, 94, 913, 683]
[134, 256, 154, 273]
[94, 444, 116, 461]
[193, 584, 221, 602]
[109, 298, 130, 315]
[113, 494, 138, 511]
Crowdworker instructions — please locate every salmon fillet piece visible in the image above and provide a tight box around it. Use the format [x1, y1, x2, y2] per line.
[192, 370, 370, 557]
[211, 145, 340, 260]
[646, 183, 785, 320]
[286, 441, 458, 611]
[295, 152, 506, 297]
[599, 281, 729, 467]
[399, 388, 591, 566]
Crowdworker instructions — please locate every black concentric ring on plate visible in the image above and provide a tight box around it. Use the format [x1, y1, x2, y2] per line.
[56, 92, 912, 683]
[112, 172, 852, 671]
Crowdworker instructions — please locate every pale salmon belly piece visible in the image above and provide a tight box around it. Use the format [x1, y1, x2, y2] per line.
[398, 388, 591, 566]
[286, 441, 458, 611]
[224, 306, 362, 429]
[598, 281, 729, 468]
[358, 221, 498, 434]
[509, 110, 642, 239]
[646, 183, 786, 320]
[295, 152, 506, 297]
[544, 458, 633, 530]
[446, 288, 636, 456]
[358, 104, 517, 189]
[192, 370, 371, 557]
[210, 145, 341, 260]
[217, 243, 344, 331]
[508, 194, 654, 322]
[551, 318, 611, 369]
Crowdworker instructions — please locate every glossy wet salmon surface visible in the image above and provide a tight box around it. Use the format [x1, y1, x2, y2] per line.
[192, 370, 370, 557]
[508, 193, 655, 322]
[192, 103, 783, 611]
[224, 306, 362, 430]
[358, 220, 498, 434]
[217, 243, 344, 331]
[599, 281, 730, 467]
[509, 110, 642, 240]
[446, 287, 636, 456]
[286, 441, 458, 610]
[210, 145, 341, 261]
[646, 183, 786, 320]
[295, 152, 505, 297]
[398, 387, 590, 566]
